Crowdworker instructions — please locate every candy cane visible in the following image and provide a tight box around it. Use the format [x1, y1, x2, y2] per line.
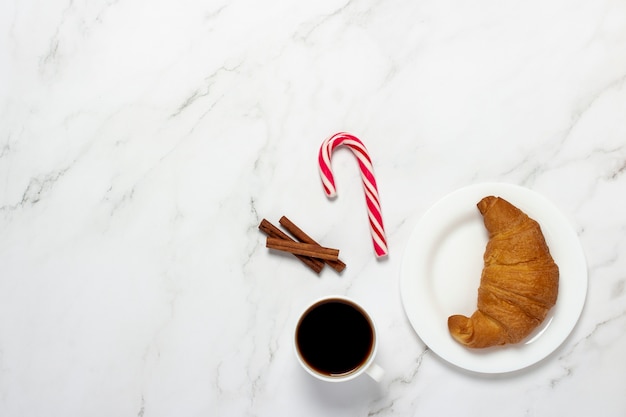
[318, 132, 388, 258]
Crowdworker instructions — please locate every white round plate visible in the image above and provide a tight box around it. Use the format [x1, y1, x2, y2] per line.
[400, 183, 587, 373]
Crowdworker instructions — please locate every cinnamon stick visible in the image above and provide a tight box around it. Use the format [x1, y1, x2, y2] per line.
[258, 219, 324, 273]
[279, 216, 346, 273]
[266, 237, 339, 261]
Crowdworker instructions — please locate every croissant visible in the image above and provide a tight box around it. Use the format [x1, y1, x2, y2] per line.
[447, 196, 559, 348]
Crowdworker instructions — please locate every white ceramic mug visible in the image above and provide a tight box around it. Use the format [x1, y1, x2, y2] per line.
[294, 295, 384, 383]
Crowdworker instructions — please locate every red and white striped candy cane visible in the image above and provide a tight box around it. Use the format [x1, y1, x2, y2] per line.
[318, 132, 388, 258]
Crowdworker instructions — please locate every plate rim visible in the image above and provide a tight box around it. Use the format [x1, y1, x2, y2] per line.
[399, 182, 588, 373]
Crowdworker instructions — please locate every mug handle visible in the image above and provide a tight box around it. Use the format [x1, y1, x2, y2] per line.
[365, 362, 384, 382]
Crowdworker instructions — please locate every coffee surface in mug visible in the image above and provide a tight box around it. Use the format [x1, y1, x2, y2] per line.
[296, 299, 374, 376]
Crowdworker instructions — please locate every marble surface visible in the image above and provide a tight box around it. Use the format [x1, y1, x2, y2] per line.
[1, 0, 625, 415]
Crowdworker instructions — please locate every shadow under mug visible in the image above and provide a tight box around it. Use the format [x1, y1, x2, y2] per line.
[294, 295, 384, 383]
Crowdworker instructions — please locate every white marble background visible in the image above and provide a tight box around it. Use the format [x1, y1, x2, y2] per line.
[1, 0, 625, 416]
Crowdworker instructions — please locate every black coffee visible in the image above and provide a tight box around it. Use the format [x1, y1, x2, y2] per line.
[296, 299, 374, 376]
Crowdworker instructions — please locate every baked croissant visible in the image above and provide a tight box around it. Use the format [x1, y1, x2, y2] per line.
[447, 196, 559, 348]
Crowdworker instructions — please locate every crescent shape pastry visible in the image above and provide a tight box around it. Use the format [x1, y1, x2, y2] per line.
[447, 196, 559, 348]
